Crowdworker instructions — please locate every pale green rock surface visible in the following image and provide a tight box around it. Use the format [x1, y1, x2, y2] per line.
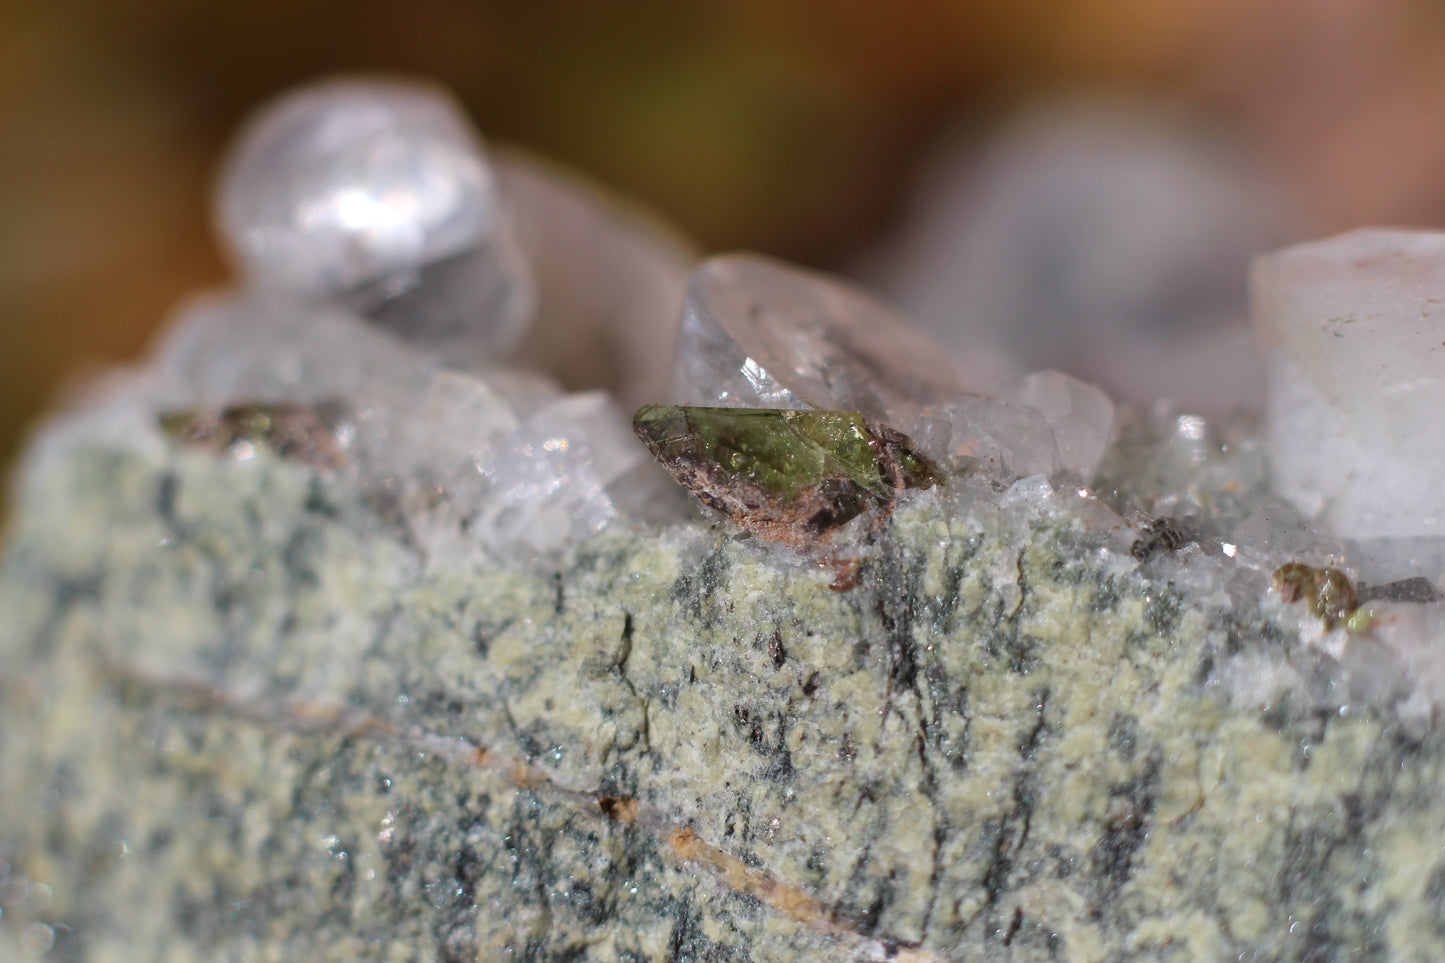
[1, 437, 1443, 962]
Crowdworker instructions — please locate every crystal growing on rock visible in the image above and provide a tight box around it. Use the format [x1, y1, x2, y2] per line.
[215, 77, 533, 361]
[146, 291, 656, 564]
[1271, 561, 1360, 630]
[672, 254, 964, 424]
[915, 394, 1062, 479]
[1004, 369, 1115, 482]
[158, 402, 348, 471]
[1253, 229, 1445, 581]
[24, 71, 1445, 963]
[476, 391, 647, 556]
[633, 405, 937, 551]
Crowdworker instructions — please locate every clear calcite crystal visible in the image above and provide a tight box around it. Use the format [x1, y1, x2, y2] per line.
[1253, 230, 1445, 559]
[904, 371, 1114, 483]
[216, 77, 533, 360]
[152, 293, 435, 410]
[140, 292, 657, 564]
[498, 151, 695, 409]
[673, 253, 963, 424]
[475, 391, 647, 556]
[916, 396, 1061, 479]
[1004, 369, 1115, 482]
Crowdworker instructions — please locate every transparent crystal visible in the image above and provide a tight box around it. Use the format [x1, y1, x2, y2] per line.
[1253, 230, 1445, 570]
[152, 292, 434, 409]
[215, 77, 533, 362]
[148, 293, 664, 561]
[915, 396, 1061, 480]
[1004, 370, 1115, 482]
[673, 254, 962, 424]
[474, 392, 646, 556]
[498, 151, 694, 409]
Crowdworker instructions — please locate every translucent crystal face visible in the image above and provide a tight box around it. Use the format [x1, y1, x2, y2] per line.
[217, 79, 500, 294]
[498, 152, 694, 409]
[673, 254, 963, 424]
[1253, 229, 1445, 541]
[215, 78, 535, 362]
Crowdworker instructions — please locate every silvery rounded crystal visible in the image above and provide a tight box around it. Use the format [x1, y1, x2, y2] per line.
[215, 77, 533, 359]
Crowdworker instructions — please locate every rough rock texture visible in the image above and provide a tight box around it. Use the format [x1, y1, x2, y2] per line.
[2, 437, 1444, 962]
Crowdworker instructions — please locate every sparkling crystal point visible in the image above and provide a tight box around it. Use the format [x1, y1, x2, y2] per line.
[215, 77, 533, 361]
[673, 254, 962, 425]
[476, 391, 644, 555]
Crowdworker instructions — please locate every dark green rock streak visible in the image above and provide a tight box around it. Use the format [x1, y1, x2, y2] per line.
[1, 444, 1443, 961]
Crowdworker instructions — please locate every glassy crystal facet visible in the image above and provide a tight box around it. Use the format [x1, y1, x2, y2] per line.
[673, 254, 963, 425]
[215, 77, 533, 361]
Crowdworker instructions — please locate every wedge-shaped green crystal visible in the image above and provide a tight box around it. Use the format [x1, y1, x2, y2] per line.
[635, 406, 887, 499]
[633, 405, 939, 550]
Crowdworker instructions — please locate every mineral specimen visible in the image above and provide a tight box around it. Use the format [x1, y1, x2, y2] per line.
[673, 253, 964, 424]
[499, 151, 695, 408]
[158, 400, 348, 471]
[9, 74, 1445, 963]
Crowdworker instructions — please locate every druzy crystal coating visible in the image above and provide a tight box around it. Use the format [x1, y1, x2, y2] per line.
[41, 71, 1445, 722]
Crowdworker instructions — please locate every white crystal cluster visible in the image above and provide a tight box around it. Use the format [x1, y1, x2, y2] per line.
[30, 77, 701, 566]
[28, 76, 1445, 727]
[674, 253, 1117, 483]
[65, 75, 1120, 567]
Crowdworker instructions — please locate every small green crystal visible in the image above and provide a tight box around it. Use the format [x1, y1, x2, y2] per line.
[633, 405, 938, 550]
[634, 406, 889, 500]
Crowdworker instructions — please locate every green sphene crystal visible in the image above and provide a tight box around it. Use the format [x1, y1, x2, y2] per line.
[633, 405, 939, 551]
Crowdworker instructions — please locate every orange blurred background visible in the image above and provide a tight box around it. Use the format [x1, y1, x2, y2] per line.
[6, 0, 1445, 490]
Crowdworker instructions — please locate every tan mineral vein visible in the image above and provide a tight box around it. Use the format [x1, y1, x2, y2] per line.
[99, 663, 950, 963]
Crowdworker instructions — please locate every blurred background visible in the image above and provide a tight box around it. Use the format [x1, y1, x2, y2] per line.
[7, 0, 1445, 490]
